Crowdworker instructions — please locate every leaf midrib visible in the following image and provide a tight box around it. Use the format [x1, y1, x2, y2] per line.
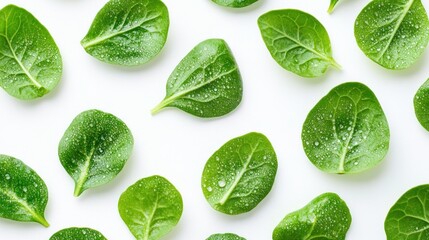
[218, 142, 260, 205]
[376, 0, 415, 60]
[74, 143, 96, 196]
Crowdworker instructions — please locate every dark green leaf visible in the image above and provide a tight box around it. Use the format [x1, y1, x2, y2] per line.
[0, 5, 62, 100]
[273, 193, 352, 240]
[385, 185, 429, 240]
[202, 132, 277, 215]
[118, 175, 183, 240]
[354, 0, 429, 69]
[152, 39, 242, 118]
[58, 109, 134, 196]
[258, 9, 340, 78]
[50, 227, 107, 240]
[81, 0, 169, 66]
[207, 233, 246, 240]
[302, 82, 390, 174]
[0, 155, 49, 227]
[211, 0, 258, 8]
[414, 78, 429, 131]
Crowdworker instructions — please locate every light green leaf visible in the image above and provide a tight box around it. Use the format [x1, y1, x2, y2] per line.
[354, 0, 429, 69]
[414, 78, 429, 131]
[207, 233, 246, 240]
[211, 0, 258, 8]
[385, 185, 429, 240]
[0, 155, 49, 227]
[50, 227, 107, 240]
[273, 193, 352, 240]
[152, 39, 243, 118]
[328, 0, 340, 13]
[0, 5, 62, 100]
[118, 175, 183, 240]
[58, 109, 134, 196]
[302, 82, 390, 174]
[81, 0, 169, 66]
[202, 132, 277, 215]
[258, 9, 340, 78]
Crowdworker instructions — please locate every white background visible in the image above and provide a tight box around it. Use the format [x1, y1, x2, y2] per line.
[0, 0, 429, 239]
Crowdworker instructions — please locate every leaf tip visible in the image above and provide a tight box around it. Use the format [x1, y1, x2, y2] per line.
[34, 215, 50, 227]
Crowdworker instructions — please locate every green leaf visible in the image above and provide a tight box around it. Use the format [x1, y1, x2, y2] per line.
[211, 0, 258, 8]
[328, 0, 340, 13]
[273, 193, 352, 240]
[118, 175, 183, 240]
[207, 233, 246, 240]
[58, 109, 134, 197]
[202, 132, 277, 215]
[354, 0, 429, 70]
[414, 78, 429, 131]
[152, 39, 242, 118]
[302, 82, 390, 174]
[81, 0, 169, 66]
[258, 9, 340, 78]
[0, 5, 62, 100]
[0, 155, 49, 227]
[301, 82, 390, 174]
[50, 227, 107, 240]
[385, 185, 429, 239]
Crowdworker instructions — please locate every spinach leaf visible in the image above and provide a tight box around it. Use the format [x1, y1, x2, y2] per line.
[152, 39, 242, 118]
[258, 9, 340, 78]
[0, 155, 49, 227]
[81, 0, 169, 66]
[207, 233, 246, 240]
[211, 0, 258, 8]
[302, 82, 390, 174]
[0, 5, 62, 100]
[328, 0, 340, 13]
[58, 109, 134, 197]
[385, 185, 429, 239]
[354, 0, 429, 70]
[414, 78, 429, 131]
[202, 132, 277, 215]
[50, 227, 107, 240]
[118, 175, 183, 240]
[273, 193, 352, 240]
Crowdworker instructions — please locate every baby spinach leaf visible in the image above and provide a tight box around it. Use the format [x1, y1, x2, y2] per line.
[50, 227, 107, 240]
[0, 154, 49, 227]
[211, 0, 258, 8]
[0, 5, 62, 100]
[118, 175, 183, 240]
[414, 78, 429, 131]
[258, 9, 340, 78]
[354, 0, 429, 70]
[152, 39, 242, 118]
[81, 0, 169, 66]
[328, 0, 340, 13]
[202, 132, 277, 215]
[207, 233, 246, 240]
[385, 185, 429, 240]
[58, 109, 134, 197]
[273, 193, 351, 240]
[302, 82, 390, 174]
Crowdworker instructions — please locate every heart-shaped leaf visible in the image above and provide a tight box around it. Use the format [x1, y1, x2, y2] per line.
[58, 109, 134, 196]
[273, 193, 352, 240]
[385, 185, 429, 239]
[202, 132, 277, 215]
[0, 154, 49, 227]
[258, 9, 340, 78]
[0, 5, 62, 100]
[50, 227, 107, 240]
[355, 0, 429, 69]
[118, 175, 183, 240]
[302, 82, 390, 174]
[81, 0, 169, 66]
[152, 39, 243, 118]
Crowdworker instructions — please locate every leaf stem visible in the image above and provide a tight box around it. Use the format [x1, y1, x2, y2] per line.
[331, 59, 342, 70]
[151, 98, 172, 115]
[33, 214, 49, 227]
